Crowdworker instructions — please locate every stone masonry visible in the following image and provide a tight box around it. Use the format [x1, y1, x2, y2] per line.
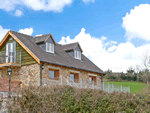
[0, 63, 40, 88]
[42, 63, 102, 88]
[0, 63, 101, 89]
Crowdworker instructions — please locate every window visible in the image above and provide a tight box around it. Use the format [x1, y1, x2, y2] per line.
[89, 76, 97, 84]
[70, 74, 75, 82]
[70, 73, 80, 82]
[74, 50, 81, 60]
[46, 43, 54, 53]
[89, 77, 93, 84]
[6, 42, 16, 63]
[49, 70, 55, 78]
[48, 69, 60, 80]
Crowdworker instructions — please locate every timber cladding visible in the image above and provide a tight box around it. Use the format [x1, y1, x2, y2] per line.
[0, 37, 36, 66]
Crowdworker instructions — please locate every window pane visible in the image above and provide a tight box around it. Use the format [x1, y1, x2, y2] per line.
[50, 43, 52, 52]
[52, 44, 54, 53]
[74, 51, 75, 58]
[70, 74, 75, 82]
[75, 51, 77, 58]
[49, 70, 55, 78]
[89, 77, 93, 84]
[46, 43, 49, 51]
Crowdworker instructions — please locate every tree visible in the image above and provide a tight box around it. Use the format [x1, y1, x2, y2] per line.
[141, 53, 150, 85]
[127, 66, 135, 75]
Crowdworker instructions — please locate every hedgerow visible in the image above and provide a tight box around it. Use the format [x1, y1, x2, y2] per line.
[7, 85, 150, 113]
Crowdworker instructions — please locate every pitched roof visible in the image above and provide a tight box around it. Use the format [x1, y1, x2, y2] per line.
[62, 42, 78, 51]
[8, 31, 105, 75]
[62, 42, 83, 52]
[34, 34, 50, 43]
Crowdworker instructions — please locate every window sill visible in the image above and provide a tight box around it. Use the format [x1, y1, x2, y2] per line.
[49, 78, 59, 80]
[46, 51, 55, 54]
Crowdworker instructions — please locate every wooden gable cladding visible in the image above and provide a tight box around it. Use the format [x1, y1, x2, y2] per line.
[0, 31, 40, 65]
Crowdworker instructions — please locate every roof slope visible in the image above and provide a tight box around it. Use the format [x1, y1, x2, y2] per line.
[34, 34, 50, 43]
[9, 31, 105, 74]
[62, 42, 78, 51]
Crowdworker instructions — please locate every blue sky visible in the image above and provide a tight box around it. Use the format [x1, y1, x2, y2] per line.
[0, 0, 150, 72]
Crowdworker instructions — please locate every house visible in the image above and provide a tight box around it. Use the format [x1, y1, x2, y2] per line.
[0, 30, 105, 90]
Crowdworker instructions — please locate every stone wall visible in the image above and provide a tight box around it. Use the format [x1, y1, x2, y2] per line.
[0, 63, 40, 88]
[42, 64, 102, 88]
[0, 63, 102, 89]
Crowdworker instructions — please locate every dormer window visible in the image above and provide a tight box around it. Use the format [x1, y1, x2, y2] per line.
[74, 50, 81, 60]
[46, 43, 54, 53]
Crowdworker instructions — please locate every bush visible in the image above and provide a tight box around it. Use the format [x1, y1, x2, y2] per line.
[7, 85, 150, 113]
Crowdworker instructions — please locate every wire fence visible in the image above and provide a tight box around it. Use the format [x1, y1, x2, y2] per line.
[42, 76, 130, 93]
[103, 82, 130, 93]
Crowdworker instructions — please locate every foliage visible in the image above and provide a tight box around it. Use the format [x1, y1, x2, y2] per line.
[105, 68, 150, 83]
[7, 85, 150, 113]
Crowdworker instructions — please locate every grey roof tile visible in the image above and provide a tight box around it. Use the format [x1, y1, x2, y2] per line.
[34, 34, 50, 43]
[10, 30, 105, 74]
[61, 42, 78, 51]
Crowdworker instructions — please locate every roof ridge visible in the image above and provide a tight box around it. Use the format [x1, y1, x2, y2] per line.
[62, 42, 79, 46]
[34, 33, 51, 38]
[10, 30, 34, 38]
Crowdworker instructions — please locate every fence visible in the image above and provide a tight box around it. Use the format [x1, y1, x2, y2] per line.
[42, 76, 130, 93]
[103, 82, 130, 93]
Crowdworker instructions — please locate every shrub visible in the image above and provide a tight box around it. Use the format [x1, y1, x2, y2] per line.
[7, 85, 150, 113]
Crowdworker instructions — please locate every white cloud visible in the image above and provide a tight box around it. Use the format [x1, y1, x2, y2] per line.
[19, 27, 33, 36]
[22, 0, 72, 12]
[122, 4, 150, 41]
[0, 0, 20, 12]
[0, 0, 72, 13]
[59, 28, 149, 72]
[14, 10, 23, 17]
[82, 0, 95, 3]
[107, 45, 117, 52]
[35, 34, 43, 37]
[0, 26, 9, 42]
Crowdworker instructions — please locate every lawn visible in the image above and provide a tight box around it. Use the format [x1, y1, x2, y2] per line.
[104, 81, 147, 94]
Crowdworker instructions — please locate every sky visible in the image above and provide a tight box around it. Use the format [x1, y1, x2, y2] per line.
[0, 0, 150, 72]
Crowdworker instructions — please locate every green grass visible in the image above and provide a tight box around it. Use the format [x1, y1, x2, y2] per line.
[104, 81, 147, 94]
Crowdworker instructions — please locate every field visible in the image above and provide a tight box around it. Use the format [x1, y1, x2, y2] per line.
[104, 81, 147, 93]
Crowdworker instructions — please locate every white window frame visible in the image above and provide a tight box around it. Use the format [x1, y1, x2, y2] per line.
[6, 42, 16, 63]
[46, 43, 54, 53]
[89, 77, 93, 84]
[49, 70, 55, 79]
[70, 73, 75, 82]
[74, 50, 81, 60]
